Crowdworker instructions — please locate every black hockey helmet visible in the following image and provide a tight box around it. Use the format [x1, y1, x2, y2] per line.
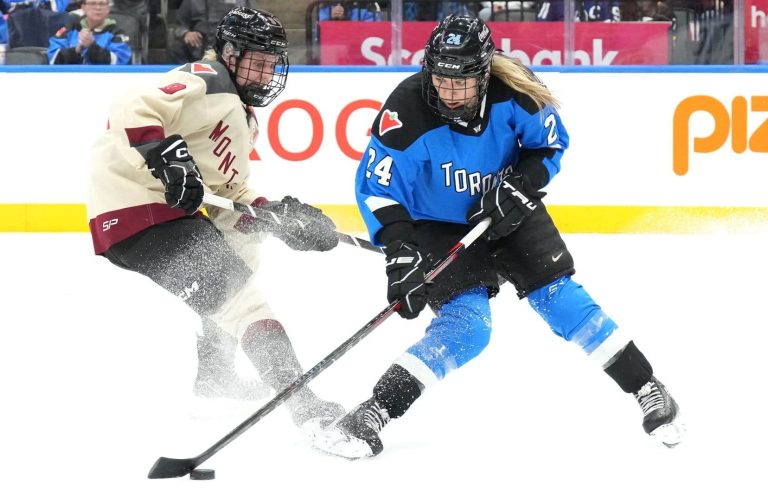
[422, 15, 495, 122]
[215, 7, 289, 107]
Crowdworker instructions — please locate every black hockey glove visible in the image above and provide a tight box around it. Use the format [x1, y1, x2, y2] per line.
[385, 241, 428, 320]
[234, 196, 339, 252]
[466, 173, 545, 240]
[145, 135, 204, 215]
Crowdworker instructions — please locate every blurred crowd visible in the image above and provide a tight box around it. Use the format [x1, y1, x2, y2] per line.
[0, 0, 736, 65]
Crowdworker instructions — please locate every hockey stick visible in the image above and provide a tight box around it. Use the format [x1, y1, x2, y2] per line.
[202, 194, 383, 254]
[147, 217, 491, 479]
[203, 194, 507, 288]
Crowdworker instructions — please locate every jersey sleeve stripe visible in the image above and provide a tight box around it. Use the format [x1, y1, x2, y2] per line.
[124, 126, 165, 147]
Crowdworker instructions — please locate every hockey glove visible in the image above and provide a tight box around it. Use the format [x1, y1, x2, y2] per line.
[466, 173, 544, 240]
[385, 241, 428, 320]
[234, 196, 339, 252]
[145, 135, 204, 215]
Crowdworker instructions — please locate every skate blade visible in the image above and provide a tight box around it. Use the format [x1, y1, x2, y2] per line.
[311, 426, 376, 460]
[300, 417, 335, 441]
[650, 418, 686, 448]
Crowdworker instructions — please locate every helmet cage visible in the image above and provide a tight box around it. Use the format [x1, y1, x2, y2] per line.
[215, 8, 290, 107]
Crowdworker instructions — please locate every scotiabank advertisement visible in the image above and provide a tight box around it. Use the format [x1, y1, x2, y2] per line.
[746, 0, 768, 63]
[319, 21, 671, 65]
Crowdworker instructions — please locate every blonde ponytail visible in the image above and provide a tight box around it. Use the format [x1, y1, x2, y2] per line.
[490, 54, 560, 110]
[203, 49, 217, 61]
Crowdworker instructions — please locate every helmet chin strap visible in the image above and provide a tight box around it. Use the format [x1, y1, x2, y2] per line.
[443, 88, 489, 125]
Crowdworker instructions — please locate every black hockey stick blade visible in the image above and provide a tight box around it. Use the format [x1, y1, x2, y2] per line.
[147, 456, 200, 479]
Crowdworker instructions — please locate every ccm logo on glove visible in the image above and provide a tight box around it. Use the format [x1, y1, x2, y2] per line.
[145, 135, 204, 215]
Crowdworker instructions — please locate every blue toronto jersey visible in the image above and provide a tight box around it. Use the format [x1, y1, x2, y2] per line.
[355, 71, 569, 245]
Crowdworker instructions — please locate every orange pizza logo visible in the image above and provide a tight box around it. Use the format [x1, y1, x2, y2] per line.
[672, 95, 768, 176]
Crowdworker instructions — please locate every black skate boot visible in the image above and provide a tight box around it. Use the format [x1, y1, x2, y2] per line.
[312, 397, 390, 459]
[633, 376, 685, 447]
[193, 319, 270, 400]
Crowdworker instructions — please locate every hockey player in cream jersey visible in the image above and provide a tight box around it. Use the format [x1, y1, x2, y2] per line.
[87, 7, 345, 431]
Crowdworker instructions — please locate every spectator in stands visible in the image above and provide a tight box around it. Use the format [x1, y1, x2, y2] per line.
[167, 0, 246, 64]
[47, 0, 131, 64]
[478, 1, 537, 20]
[537, 0, 620, 21]
[6, 0, 74, 48]
[6, 0, 72, 12]
[623, 0, 675, 22]
[1, 2, 8, 46]
[318, 2, 382, 21]
[404, 1, 473, 20]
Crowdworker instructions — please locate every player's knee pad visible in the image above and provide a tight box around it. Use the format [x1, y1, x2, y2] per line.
[207, 276, 274, 339]
[183, 281, 230, 316]
[401, 287, 492, 381]
[528, 276, 618, 355]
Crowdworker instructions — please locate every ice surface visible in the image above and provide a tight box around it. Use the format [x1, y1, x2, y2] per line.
[2, 231, 767, 492]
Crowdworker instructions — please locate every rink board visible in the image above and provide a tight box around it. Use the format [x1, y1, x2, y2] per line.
[1, 65, 767, 233]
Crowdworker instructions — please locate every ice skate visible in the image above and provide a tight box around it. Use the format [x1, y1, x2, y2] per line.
[195, 319, 271, 401]
[193, 367, 271, 401]
[287, 388, 346, 439]
[312, 397, 390, 459]
[633, 376, 685, 447]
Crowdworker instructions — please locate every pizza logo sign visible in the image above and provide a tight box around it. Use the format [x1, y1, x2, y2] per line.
[379, 109, 403, 135]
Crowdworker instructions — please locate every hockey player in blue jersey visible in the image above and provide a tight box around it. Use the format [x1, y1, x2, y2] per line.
[312, 14, 684, 459]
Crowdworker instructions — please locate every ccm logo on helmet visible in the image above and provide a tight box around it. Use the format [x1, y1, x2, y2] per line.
[231, 9, 254, 19]
[437, 62, 461, 69]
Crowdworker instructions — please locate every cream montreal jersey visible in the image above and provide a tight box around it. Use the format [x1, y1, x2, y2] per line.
[87, 60, 261, 254]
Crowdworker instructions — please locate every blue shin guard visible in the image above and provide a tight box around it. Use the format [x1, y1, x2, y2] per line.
[528, 277, 624, 363]
[395, 287, 492, 384]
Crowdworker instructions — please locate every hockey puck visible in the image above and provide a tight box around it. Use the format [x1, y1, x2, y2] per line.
[190, 469, 216, 480]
